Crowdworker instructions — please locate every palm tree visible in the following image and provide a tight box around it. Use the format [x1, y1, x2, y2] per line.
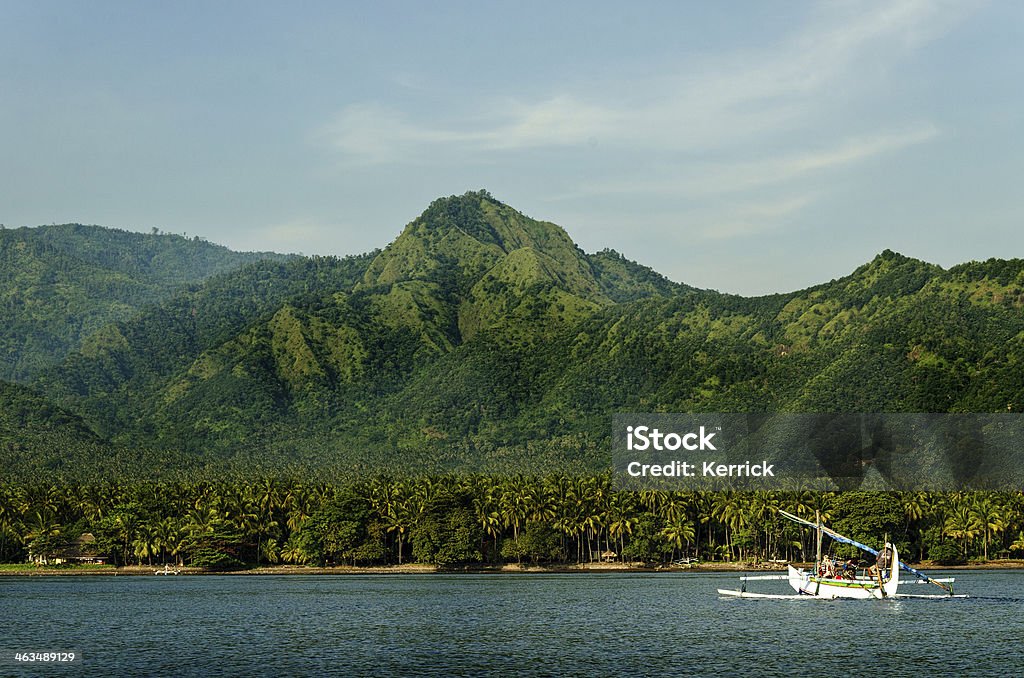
[154, 517, 182, 566]
[607, 495, 636, 561]
[929, 495, 954, 544]
[261, 537, 281, 564]
[384, 494, 413, 565]
[694, 493, 717, 558]
[499, 478, 529, 545]
[76, 484, 111, 523]
[0, 486, 25, 559]
[1010, 532, 1024, 555]
[472, 482, 502, 562]
[255, 478, 282, 519]
[252, 514, 281, 567]
[943, 504, 978, 557]
[660, 519, 696, 560]
[660, 492, 690, 525]
[552, 491, 586, 564]
[713, 493, 747, 561]
[22, 508, 61, 562]
[280, 536, 309, 565]
[132, 524, 159, 566]
[901, 492, 931, 561]
[285, 484, 313, 534]
[969, 495, 1004, 561]
[748, 492, 780, 562]
[185, 505, 223, 539]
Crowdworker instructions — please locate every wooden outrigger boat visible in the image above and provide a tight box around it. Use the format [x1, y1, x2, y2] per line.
[718, 509, 958, 600]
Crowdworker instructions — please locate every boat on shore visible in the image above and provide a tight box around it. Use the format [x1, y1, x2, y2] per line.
[718, 509, 958, 599]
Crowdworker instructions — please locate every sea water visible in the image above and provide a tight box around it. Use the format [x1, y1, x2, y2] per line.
[2, 571, 1021, 676]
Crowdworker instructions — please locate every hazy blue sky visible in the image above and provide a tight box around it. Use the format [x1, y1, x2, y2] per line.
[2, 1, 1021, 294]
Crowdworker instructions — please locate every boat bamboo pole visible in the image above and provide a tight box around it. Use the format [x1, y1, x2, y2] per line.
[814, 510, 822, 595]
[815, 510, 822, 571]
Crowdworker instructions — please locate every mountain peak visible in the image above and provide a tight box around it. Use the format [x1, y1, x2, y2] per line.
[414, 189, 508, 249]
[411, 189, 582, 256]
[358, 191, 610, 341]
[871, 249, 914, 264]
[811, 250, 942, 306]
[362, 190, 588, 288]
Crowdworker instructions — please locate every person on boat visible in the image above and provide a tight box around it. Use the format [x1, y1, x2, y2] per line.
[876, 547, 891, 571]
[842, 558, 857, 579]
[868, 546, 891, 577]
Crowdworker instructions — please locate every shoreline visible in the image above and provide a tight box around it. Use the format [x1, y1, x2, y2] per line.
[4, 559, 1023, 577]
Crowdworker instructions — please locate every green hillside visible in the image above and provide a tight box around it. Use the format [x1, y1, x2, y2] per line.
[0, 379, 111, 480]
[4, 192, 1023, 480]
[535, 250, 1024, 419]
[0, 223, 288, 381]
[34, 253, 376, 438]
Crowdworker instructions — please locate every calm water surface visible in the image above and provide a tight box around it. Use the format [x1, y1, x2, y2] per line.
[2, 571, 1022, 676]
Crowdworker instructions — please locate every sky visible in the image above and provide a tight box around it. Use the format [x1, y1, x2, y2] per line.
[1, 1, 1022, 295]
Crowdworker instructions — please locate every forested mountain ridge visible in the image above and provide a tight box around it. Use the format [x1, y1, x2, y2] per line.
[3, 192, 1024, 479]
[32, 192, 683, 463]
[0, 223, 290, 381]
[534, 250, 1024, 423]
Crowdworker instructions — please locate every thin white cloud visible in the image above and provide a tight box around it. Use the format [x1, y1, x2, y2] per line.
[762, 125, 941, 178]
[551, 123, 940, 203]
[480, 96, 619, 150]
[319, 104, 469, 164]
[319, 96, 619, 163]
[319, 0, 964, 163]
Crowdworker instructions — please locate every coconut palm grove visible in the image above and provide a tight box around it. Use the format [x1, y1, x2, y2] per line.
[3, 479, 1023, 570]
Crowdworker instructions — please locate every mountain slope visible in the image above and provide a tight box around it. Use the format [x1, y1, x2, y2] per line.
[0, 224, 288, 381]
[10, 194, 1024, 480]
[536, 251, 1024, 418]
[35, 253, 376, 437]
[0, 379, 109, 478]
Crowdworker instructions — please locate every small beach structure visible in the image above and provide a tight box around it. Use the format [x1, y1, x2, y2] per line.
[29, 532, 106, 565]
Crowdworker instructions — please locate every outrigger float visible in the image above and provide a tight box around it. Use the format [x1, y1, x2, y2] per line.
[718, 509, 962, 600]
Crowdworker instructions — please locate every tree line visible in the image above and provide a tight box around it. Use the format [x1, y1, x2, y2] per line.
[2, 477, 1022, 569]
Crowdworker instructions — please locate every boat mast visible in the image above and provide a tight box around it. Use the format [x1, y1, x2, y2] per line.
[815, 510, 822, 571]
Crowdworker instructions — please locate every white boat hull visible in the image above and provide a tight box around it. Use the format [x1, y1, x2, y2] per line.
[786, 544, 900, 599]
